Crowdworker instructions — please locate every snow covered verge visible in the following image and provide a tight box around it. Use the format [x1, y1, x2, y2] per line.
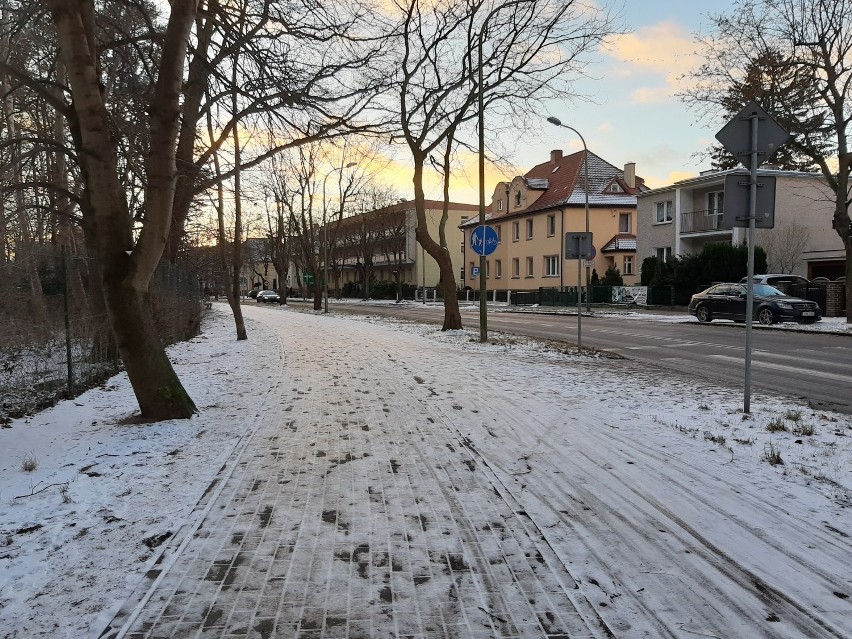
[1, 303, 850, 638]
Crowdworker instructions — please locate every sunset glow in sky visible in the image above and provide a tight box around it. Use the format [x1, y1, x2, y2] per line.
[415, 1, 740, 204]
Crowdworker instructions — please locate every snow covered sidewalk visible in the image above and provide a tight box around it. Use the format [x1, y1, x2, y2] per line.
[2, 304, 851, 638]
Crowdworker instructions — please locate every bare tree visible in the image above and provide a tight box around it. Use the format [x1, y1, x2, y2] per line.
[165, 0, 387, 266]
[682, 0, 852, 321]
[759, 223, 811, 274]
[391, 0, 620, 329]
[31, 0, 199, 419]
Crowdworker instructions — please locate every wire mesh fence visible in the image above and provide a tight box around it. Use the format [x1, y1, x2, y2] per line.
[0, 249, 202, 418]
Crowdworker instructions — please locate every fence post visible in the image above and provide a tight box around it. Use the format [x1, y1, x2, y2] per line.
[61, 246, 73, 396]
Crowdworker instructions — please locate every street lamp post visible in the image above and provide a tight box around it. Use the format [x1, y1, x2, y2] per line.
[322, 162, 357, 314]
[546, 117, 591, 312]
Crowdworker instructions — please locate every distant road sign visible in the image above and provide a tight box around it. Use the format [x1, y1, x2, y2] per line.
[470, 225, 499, 256]
[471, 266, 480, 277]
[721, 173, 776, 229]
[716, 101, 790, 169]
[564, 232, 593, 259]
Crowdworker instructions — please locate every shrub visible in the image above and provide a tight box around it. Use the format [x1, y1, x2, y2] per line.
[762, 441, 783, 465]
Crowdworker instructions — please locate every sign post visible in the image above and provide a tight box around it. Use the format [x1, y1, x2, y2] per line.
[564, 232, 593, 350]
[470, 225, 499, 341]
[716, 101, 790, 413]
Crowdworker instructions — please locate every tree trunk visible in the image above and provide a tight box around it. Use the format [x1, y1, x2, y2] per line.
[2, 79, 49, 327]
[313, 285, 322, 310]
[102, 266, 195, 420]
[49, 0, 198, 419]
[412, 158, 462, 330]
[209, 100, 247, 340]
[166, 2, 218, 264]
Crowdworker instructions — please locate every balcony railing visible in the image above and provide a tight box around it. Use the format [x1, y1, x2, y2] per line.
[681, 209, 725, 233]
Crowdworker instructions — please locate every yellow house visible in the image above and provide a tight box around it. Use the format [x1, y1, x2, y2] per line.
[461, 149, 645, 292]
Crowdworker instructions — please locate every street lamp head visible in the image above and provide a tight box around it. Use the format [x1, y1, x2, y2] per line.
[344, 162, 357, 169]
[546, 116, 562, 127]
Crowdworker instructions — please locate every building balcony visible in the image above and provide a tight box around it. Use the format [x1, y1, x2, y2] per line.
[680, 209, 728, 234]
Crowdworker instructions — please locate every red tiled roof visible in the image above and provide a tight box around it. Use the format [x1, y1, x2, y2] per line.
[488, 150, 644, 221]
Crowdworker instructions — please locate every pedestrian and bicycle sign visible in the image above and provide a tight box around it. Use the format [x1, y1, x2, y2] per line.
[470, 225, 499, 256]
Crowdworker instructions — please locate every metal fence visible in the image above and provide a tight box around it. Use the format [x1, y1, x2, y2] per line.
[0, 250, 202, 418]
[509, 286, 677, 307]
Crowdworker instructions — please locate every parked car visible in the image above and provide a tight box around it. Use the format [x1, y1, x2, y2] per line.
[688, 283, 821, 325]
[256, 290, 280, 303]
[248, 289, 259, 298]
[739, 274, 809, 288]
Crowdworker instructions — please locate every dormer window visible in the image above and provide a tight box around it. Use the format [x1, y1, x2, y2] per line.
[609, 183, 622, 193]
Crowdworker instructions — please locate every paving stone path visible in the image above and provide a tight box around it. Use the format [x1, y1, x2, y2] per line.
[103, 311, 607, 639]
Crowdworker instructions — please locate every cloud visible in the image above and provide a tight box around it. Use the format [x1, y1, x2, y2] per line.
[602, 21, 702, 105]
[597, 121, 614, 134]
[630, 86, 674, 104]
[605, 21, 698, 75]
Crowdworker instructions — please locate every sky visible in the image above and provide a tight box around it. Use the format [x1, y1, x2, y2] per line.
[422, 1, 743, 204]
[1, 302, 851, 638]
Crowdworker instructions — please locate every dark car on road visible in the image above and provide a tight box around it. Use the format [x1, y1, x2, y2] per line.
[256, 290, 280, 303]
[688, 283, 821, 325]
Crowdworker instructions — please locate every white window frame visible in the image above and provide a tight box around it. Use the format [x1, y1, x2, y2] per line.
[623, 255, 634, 275]
[512, 221, 520, 242]
[707, 191, 724, 216]
[495, 259, 502, 279]
[525, 256, 534, 277]
[544, 255, 559, 277]
[656, 247, 672, 262]
[547, 214, 556, 237]
[619, 212, 631, 234]
[654, 200, 673, 223]
[511, 258, 520, 278]
[526, 219, 534, 240]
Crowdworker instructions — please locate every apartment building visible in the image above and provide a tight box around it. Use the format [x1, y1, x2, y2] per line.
[460, 149, 645, 291]
[332, 199, 479, 293]
[636, 168, 845, 280]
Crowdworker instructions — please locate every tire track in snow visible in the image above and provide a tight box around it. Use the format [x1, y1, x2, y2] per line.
[399, 344, 850, 638]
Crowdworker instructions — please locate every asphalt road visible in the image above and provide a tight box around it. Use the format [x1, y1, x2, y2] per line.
[293, 300, 852, 414]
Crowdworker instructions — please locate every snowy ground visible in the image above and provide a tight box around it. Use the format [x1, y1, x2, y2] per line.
[1, 302, 850, 638]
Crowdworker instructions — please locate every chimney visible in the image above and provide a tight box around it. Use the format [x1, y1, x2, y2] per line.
[550, 149, 563, 164]
[624, 162, 636, 189]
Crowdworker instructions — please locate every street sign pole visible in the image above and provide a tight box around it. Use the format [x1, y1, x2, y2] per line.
[564, 232, 592, 352]
[744, 113, 759, 414]
[577, 258, 582, 350]
[715, 101, 790, 415]
[478, 34, 487, 343]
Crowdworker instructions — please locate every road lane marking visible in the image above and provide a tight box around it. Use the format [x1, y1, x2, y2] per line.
[708, 354, 852, 384]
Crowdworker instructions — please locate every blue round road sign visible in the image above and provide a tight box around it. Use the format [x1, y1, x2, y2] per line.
[470, 225, 499, 256]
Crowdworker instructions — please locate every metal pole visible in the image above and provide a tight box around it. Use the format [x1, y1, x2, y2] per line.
[744, 113, 759, 413]
[322, 170, 333, 314]
[546, 118, 590, 311]
[581, 143, 590, 312]
[478, 30, 487, 342]
[576, 258, 582, 350]
[421, 244, 426, 304]
[61, 245, 73, 396]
